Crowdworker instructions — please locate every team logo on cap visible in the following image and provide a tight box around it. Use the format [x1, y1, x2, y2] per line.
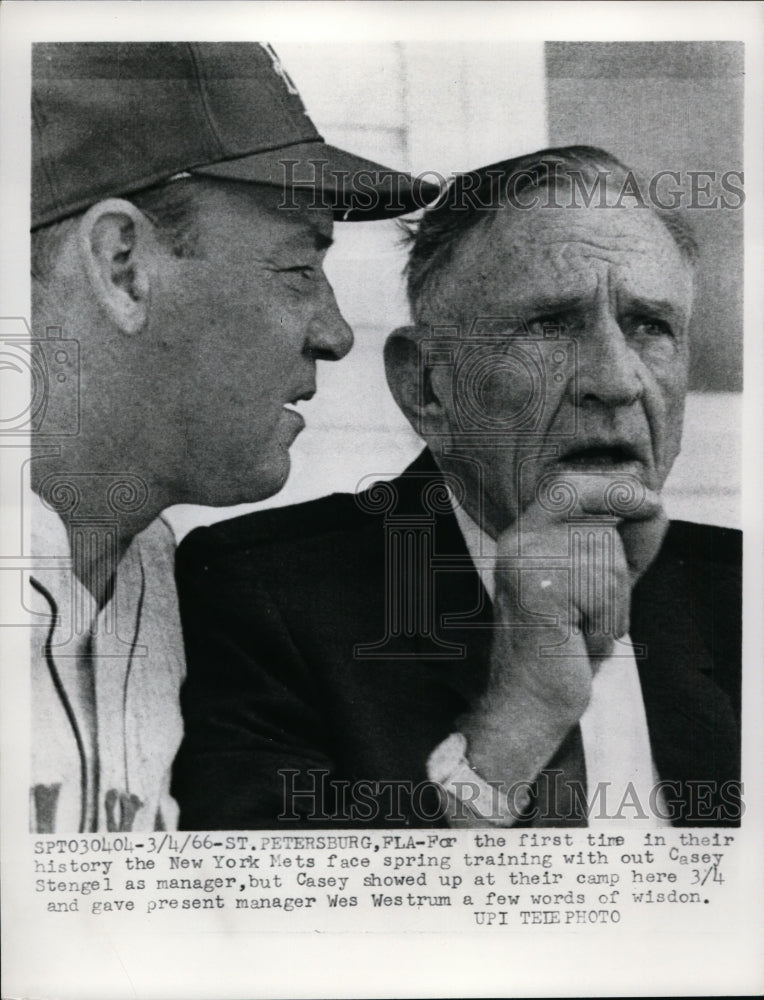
[263, 43, 299, 96]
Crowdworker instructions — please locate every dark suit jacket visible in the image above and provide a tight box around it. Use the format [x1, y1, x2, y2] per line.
[172, 451, 742, 829]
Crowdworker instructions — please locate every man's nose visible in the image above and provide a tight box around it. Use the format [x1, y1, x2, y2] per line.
[574, 314, 643, 408]
[305, 278, 354, 361]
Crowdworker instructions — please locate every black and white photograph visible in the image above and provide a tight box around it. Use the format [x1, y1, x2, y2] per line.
[1, 2, 762, 997]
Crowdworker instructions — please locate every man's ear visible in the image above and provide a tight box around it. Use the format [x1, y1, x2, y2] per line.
[77, 198, 155, 335]
[384, 326, 449, 438]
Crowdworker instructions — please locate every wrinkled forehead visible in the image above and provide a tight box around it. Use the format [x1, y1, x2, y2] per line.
[439, 200, 695, 323]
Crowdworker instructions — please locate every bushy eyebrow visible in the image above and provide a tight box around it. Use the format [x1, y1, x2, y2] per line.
[619, 295, 688, 325]
[515, 293, 688, 327]
[519, 295, 585, 316]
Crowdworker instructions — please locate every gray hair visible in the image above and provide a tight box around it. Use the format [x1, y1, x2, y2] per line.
[402, 145, 699, 324]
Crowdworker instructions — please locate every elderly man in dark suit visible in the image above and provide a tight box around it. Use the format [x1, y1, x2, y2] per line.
[172, 146, 742, 830]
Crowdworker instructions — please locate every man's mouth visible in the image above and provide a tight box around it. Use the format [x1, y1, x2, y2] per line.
[283, 388, 315, 416]
[557, 443, 642, 469]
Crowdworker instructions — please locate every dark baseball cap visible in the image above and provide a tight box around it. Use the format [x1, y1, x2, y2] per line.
[32, 42, 439, 229]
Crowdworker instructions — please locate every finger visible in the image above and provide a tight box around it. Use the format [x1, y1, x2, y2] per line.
[522, 472, 662, 527]
[610, 486, 662, 522]
[493, 562, 572, 626]
[574, 525, 631, 637]
[497, 522, 631, 640]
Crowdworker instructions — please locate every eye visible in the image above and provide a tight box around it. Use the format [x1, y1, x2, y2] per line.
[526, 315, 570, 337]
[279, 265, 315, 280]
[624, 314, 674, 339]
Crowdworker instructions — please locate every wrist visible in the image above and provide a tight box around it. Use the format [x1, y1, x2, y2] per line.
[459, 690, 578, 786]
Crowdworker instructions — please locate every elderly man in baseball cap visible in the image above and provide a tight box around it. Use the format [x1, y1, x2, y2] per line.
[28, 42, 434, 833]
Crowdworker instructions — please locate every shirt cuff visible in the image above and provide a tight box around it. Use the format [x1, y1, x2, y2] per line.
[427, 732, 532, 826]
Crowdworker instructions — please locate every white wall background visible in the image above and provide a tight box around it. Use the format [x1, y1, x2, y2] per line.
[166, 42, 740, 540]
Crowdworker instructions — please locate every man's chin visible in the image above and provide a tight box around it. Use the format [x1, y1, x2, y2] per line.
[200, 454, 292, 509]
[246, 454, 292, 505]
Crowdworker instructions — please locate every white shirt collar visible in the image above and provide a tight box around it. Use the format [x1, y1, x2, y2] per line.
[451, 499, 498, 598]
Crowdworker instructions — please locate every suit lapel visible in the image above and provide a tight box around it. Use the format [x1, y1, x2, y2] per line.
[388, 453, 493, 706]
[631, 534, 739, 822]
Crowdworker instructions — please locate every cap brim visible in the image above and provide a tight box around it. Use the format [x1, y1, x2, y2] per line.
[193, 141, 440, 221]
